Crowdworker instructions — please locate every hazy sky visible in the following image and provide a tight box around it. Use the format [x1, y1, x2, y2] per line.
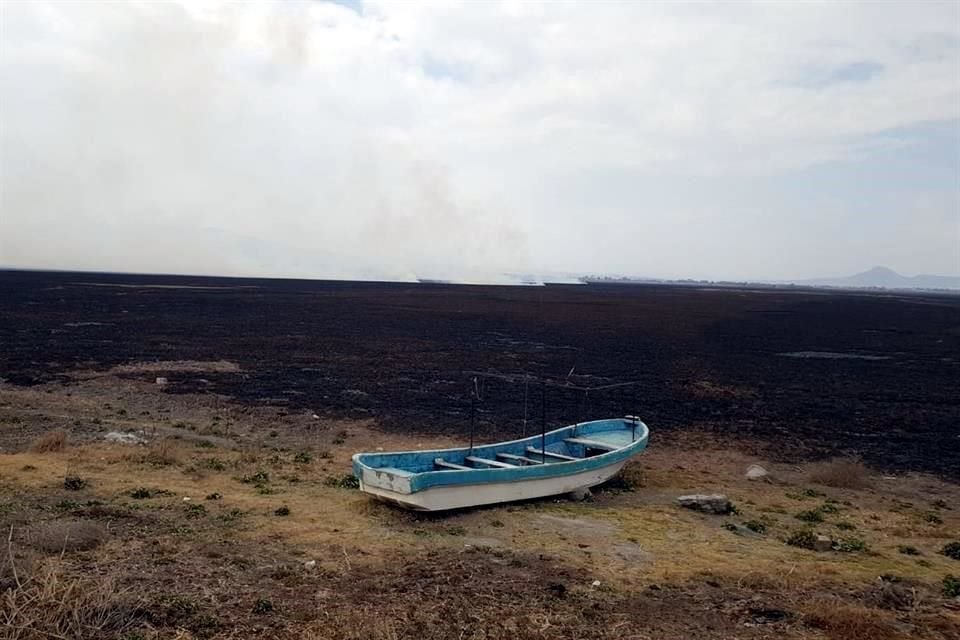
[1, 1, 958, 283]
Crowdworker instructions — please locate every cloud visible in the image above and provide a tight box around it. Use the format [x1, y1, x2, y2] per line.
[1, 0, 957, 281]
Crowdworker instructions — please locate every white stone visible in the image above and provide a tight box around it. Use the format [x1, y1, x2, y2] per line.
[746, 464, 769, 481]
[155, 377, 168, 386]
[103, 431, 146, 445]
[813, 535, 833, 552]
[568, 487, 593, 502]
[591, 580, 601, 587]
[304, 560, 317, 569]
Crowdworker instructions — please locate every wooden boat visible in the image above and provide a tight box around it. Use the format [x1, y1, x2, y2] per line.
[351, 416, 649, 511]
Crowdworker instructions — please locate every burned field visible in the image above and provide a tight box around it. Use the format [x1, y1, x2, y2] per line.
[1, 270, 958, 478]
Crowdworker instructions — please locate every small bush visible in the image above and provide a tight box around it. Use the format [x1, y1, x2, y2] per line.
[833, 537, 868, 553]
[801, 488, 826, 498]
[744, 520, 767, 534]
[274, 506, 290, 517]
[195, 440, 215, 449]
[54, 499, 80, 511]
[252, 598, 274, 614]
[205, 492, 222, 501]
[835, 521, 856, 531]
[941, 542, 960, 560]
[293, 451, 312, 464]
[796, 509, 825, 524]
[323, 474, 359, 489]
[807, 458, 871, 489]
[130, 487, 152, 499]
[923, 512, 943, 525]
[241, 470, 270, 484]
[220, 508, 244, 522]
[201, 457, 227, 472]
[445, 526, 466, 536]
[63, 476, 87, 491]
[944, 575, 960, 598]
[256, 485, 278, 495]
[786, 529, 818, 550]
[819, 502, 840, 515]
[316, 449, 333, 460]
[185, 503, 207, 518]
[722, 523, 739, 533]
[897, 545, 920, 556]
[30, 429, 68, 453]
[144, 439, 179, 467]
[931, 498, 948, 510]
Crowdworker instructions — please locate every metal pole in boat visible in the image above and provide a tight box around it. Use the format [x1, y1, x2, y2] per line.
[522, 375, 529, 437]
[540, 379, 547, 462]
[470, 377, 477, 455]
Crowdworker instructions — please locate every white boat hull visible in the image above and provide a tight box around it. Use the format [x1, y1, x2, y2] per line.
[359, 459, 627, 511]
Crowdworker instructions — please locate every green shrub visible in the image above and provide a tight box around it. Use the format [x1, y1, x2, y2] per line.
[795, 509, 824, 523]
[941, 542, 960, 560]
[293, 451, 312, 464]
[63, 476, 87, 491]
[744, 520, 767, 534]
[201, 458, 227, 472]
[274, 506, 290, 517]
[786, 529, 817, 550]
[923, 512, 943, 525]
[324, 474, 359, 489]
[833, 537, 868, 553]
[835, 521, 856, 531]
[252, 598, 274, 614]
[897, 545, 920, 556]
[944, 575, 960, 598]
[241, 470, 269, 484]
[130, 487, 152, 499]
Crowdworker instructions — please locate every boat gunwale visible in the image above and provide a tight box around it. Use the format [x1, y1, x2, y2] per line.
[352, 418, 649, 494]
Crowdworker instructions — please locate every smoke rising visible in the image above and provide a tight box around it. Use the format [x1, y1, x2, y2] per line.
[0, 1, 530, 282]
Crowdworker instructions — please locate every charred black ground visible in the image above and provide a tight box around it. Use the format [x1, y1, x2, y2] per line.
[1, 269, 957, 478]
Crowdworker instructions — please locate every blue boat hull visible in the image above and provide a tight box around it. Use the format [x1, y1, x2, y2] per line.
[352, 417, 649, 511]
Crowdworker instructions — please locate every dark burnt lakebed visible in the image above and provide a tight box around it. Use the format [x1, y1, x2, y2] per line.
[1, 270, 958, 479]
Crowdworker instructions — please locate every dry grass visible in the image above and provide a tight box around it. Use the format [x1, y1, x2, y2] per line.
[25, 520, 108, 553]
[808, 458, 872, 490]
[29, 429, 68, 453]
[140, 438, 181, 467]
[802, 599, 906, 640]
[1, 558, 139, 640]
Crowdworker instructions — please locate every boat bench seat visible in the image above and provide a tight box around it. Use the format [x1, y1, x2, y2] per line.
[434, 458, 470, 471]
[564, 437, 619, 452]
[526, 447, 578, 461]
[465, 456, 516, 469]
[496, 452, 543, 465]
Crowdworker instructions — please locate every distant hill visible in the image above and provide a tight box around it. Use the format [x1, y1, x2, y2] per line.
[795, 266, 960, 291]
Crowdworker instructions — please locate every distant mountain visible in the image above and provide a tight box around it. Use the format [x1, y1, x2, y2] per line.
[795, 267, 960, 291]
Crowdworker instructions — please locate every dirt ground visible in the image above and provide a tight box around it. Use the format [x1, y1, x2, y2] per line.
[1, 363, 959, 639]
[1, 271, 959, 639]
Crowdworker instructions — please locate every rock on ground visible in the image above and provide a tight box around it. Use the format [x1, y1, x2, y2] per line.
[677, 494, 733, 515]
[745, 464, 769, 481]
